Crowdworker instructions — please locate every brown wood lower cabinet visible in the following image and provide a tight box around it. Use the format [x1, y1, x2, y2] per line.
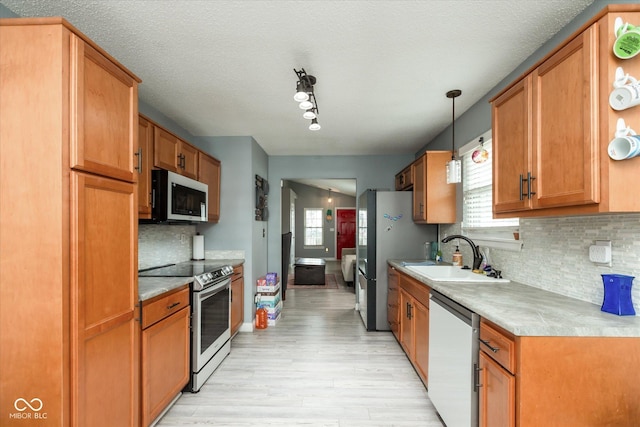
[393, 269, 430, 386]
[479, 318, 640, 426]
[479, 321, 515, 427]
[231, 265, 244, 336]
[141, 287, 190, 427]
[387, 266, 400, 337]
[479, 351, 515, 427]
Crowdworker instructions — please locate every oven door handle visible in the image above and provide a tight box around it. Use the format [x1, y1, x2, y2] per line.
[197, 278, 231, 297]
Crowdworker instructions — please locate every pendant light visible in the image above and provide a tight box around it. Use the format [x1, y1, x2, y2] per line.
[446, 89, 462, 184]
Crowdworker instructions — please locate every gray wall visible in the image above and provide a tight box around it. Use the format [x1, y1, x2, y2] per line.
[266, 154, 412, 276]
[193, 135, 256, 326]
[284, 181, 357, 259]
[0, 2, 17, 17]
[420, 0, 637, 155]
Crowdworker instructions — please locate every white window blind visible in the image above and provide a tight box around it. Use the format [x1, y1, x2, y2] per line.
[304, 208, 323, 246]
[462, 138, 518, 230]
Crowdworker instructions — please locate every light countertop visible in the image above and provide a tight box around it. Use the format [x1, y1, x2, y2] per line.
[138, 259, 244, 301]
[389, 260, 640, 337]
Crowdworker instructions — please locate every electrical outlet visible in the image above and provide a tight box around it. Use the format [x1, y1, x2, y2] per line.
[180, 234, 187, 244]
[589, 240, 612, 266]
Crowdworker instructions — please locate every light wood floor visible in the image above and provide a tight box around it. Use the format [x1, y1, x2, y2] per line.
[157, 262, 442, 426]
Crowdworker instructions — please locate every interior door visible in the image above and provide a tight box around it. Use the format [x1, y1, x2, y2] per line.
[336, 208, 356, 259]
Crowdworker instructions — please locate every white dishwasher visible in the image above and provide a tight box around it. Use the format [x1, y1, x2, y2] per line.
[428, 290, 480, 427]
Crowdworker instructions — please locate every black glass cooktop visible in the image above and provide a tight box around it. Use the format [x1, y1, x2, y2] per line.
[138, 262, 224, 277]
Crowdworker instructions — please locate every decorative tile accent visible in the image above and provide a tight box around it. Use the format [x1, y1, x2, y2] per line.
[138, 224, 196, 270]
[441, 213, 640, 315]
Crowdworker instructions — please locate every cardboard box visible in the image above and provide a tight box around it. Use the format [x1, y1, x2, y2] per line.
[267, 312, 281, 326]
[263, 300, 282, 315]
[257, 293, 281, 308]
[256, 280, 281, 294]
[265, 272, 278, 285]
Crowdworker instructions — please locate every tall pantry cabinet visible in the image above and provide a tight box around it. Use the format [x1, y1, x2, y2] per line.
[0, 18, 141, 427]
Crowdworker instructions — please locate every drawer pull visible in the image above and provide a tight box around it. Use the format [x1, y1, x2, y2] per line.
[480, 338, 500, 353]
[167, 302, 181, 310]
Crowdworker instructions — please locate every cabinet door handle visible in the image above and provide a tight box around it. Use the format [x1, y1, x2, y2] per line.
[134, 147, 142, 173]
[479, 338, 500, 353]
[167, 302, 181, 310]
[151, 189, 156, 208]
[519, 174, 525, 201]
[135, 302, 141, 323]
[527, 172, 536, 198]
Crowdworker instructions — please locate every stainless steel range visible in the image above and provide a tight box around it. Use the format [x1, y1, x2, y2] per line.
[139, 262, 234, 392]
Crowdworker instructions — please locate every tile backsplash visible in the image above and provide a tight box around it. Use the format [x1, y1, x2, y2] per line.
[138, 224, 196, 270]
[441, 213, 640, 315]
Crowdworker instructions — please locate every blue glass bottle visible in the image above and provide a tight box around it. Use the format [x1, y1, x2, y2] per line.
[601, 274, 636, 316]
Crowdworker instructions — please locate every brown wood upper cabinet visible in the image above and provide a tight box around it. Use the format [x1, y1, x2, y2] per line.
[154, 126, 198, 179]
[70, 34, 139, 183]
[198, 151, 222, 223]
[492, 7, 640, 218]
[412, 151, 456, 224]
[143, 116, 222, 222]
[395, 164, 413, 190]
[138, 116, 154, 219]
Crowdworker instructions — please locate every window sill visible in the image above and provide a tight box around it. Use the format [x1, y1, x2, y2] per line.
[464, 235, 523, 252]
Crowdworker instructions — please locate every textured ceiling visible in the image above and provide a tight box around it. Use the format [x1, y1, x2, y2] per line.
[2, 0, 595, 156]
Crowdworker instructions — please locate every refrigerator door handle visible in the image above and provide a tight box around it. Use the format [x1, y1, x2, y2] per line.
[359, 267, 374, 280]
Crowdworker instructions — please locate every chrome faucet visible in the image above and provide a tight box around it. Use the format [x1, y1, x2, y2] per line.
[441, 235, 482, 270]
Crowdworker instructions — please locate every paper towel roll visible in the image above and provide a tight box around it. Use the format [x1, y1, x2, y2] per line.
[192, 235, 205, 260]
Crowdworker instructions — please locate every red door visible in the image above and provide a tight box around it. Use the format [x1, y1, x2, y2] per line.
[336, 209, 356, 259]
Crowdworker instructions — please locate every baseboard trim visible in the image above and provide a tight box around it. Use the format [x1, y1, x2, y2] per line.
[238, 321, 254, 333]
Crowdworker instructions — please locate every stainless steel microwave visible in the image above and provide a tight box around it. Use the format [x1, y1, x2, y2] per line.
[148, 170, 208, 223]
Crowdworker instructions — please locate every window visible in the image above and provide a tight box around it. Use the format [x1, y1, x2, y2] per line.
[460, 131, 519, 248]
[358, 208, 367, 246]
[304, 208, 323, 246]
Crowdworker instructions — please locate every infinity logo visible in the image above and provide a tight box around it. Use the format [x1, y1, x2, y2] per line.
[14, 398, 43, 412]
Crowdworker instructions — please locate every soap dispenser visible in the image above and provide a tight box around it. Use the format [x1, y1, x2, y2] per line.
[452, 246, 463, 267]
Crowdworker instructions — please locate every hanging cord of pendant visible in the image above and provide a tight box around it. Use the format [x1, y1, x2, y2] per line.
[446, 89, 461, 161]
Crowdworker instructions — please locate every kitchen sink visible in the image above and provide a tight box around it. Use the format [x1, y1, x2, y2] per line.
[406, 265, 510, 283]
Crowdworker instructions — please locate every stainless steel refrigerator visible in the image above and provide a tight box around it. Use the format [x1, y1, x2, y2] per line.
[357, 189, 437, 331]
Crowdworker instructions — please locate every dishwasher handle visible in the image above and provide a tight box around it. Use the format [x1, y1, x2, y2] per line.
[474, 363, 483, 392]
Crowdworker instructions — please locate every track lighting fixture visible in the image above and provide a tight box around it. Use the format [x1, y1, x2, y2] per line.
[294, 68, 320, 131]
[309, 118, 321, 131]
